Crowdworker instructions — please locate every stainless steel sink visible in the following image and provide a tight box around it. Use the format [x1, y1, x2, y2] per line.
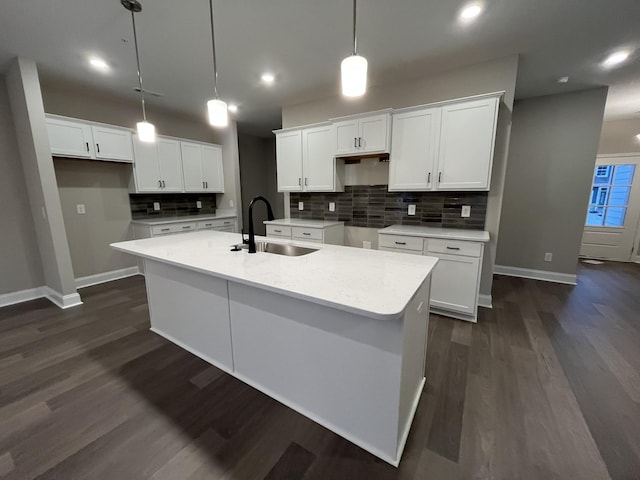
[254, 242, 318, 257]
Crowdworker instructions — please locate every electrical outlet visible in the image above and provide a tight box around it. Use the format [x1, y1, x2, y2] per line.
[229, 200, 234, 208]
[408, 204, 416, 216]
[153, 202, 160, 211]
[298, 201, 304, 211]
[76, 204, 86, 215]
[362, 240, 372, 249]
[329, 202, 335, 212]
[461, 205, 471, 218]
[196, 201, 202, 209]
[544, 252, 553, 262]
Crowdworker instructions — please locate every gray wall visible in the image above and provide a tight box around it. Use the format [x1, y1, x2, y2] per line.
[496, 88, 608, 275]
[0, 75, 44, 294]
[6, 58, 77, 297]
[281, 55, 519, 297]
[598, 118, 640, 154]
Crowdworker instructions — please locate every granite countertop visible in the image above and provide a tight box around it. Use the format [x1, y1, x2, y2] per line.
[264, 218, 344, 228]
[131, 212, 237, 226]
[111, 231, 437, 320]
[378, 225, 490, 242]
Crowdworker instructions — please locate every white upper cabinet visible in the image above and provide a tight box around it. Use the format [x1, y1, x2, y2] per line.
[132, 136, 183, 193]
[157, 139, 184, 192]
[389, 108, 441, 191]
[181, 142, 204, 191]
[332, 112, 391, 156]
[275, 130, 303, 192]
[302, 124, 337, 191]
[436, 97, 499, 190]
[202, 145, 225, 192]
[181, 141, 224, 193]
[46, 116, 94, 158]
[91, 125, 134, 162]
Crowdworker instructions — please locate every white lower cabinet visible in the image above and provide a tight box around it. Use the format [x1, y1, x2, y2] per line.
[265, 221, 344, 245]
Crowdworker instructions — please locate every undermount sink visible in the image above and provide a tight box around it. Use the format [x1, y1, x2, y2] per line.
[254, 242, 318, 257]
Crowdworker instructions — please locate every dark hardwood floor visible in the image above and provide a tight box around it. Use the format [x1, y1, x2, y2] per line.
[1, 261, 639, 479]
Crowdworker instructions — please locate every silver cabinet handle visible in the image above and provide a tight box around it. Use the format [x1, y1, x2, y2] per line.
[203, 181, 205, 189]
[159, 180, 162, 188]
[86, 142, 89, 152]
[161, 228, 170, 232]
[428, 172, 431, 183]
[354, 137, 357, 148]
[162, 180, 166, 188]
[438, 172, 442, 183]
[395, 241, 406, 245]
[358, 137, 362, 148]
[446, 246, 461, 250]
[305, 178, 308, 186]
[298, 178, 302, 186]
[182, 226, 191, 230]
[205, 181, 208, 188]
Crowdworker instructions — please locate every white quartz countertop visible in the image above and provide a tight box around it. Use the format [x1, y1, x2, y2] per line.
[378, 225, 490, 242]
[263, 218, 344, 228]
[111, 231, 437, 320]
[131, 213, 237, 226]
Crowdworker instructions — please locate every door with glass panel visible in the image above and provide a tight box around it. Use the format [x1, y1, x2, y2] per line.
[580, 154, 640, 260]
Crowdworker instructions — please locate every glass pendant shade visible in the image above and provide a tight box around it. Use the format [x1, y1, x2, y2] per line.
[137, 121, 156, 143]
[208, 98, 229, 127]
[341, 55, 368, 97]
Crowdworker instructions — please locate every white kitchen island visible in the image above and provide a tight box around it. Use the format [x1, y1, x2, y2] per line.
[111, 231, 437, 466]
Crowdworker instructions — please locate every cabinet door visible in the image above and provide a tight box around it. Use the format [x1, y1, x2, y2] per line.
[275, 130, 303, 192]
[437, 98, 498, 190]
[430, 253, 480, 314]
[132, 135, 162, 192]
[334, 119, 359, 156]
[302, 125, 336, 192]
[202, 145, 225, 192]
[181, 142, 204, 192]
[388, 108, 440, 191]
[158, 139, 184, 192]
[91, 125, 134, 162]
[46, 117, 94, 158]
[358, 114, 390, 154]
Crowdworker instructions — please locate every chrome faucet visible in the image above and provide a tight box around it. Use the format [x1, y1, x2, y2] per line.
[247, 196, 275, 253]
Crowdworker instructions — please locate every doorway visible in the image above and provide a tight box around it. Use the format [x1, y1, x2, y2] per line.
[580, 154, 640, 261]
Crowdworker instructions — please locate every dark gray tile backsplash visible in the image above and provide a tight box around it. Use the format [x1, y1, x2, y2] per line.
[290, 186, 487, 230]
[129, 194, 216, 219]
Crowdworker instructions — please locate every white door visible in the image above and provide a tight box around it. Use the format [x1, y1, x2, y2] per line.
[158, 139, 184, 192]
[181, 142, 204, 192]
[334, 119, 359, 156]
[358, 114, 390, 154]
[437, 97, 498, 190]
[580, 154, 640, 261]
[275, 130, 303, 192]
[302, 125, 335, 191]
[388, 108, 441, 191]
[132, 135, 162, 192]
[46, 117, 94, 158]
[91, 125, 134, 162]
[430, 253, 480, 315]
[202, 145, 225, 192]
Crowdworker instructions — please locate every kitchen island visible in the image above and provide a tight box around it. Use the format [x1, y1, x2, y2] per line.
[111, 231, 437, 466]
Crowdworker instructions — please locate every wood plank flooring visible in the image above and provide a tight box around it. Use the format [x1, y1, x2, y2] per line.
[0, 261, 639, 479]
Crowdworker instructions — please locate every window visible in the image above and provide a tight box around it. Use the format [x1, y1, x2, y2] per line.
[586, 164, 635, 227]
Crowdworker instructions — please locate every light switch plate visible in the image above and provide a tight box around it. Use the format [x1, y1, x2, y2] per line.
[544, 252, 553, 262]
[76, 204, 86, 215]
[153, 202, 160, 211]
[461, 205, 471, 218]
[329, 202, 335, 212]
[196, 201, 202, 209]
[408, 204, 416, 216]
[298, 201, 304, 211]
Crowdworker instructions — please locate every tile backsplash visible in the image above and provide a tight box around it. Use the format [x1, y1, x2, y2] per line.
[290, 186, 487, 230]
[129, 194, 216, 219]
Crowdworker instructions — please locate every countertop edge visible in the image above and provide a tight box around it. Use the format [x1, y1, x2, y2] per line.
[378, 227, 490, 242]
[263, 219, 345, 227]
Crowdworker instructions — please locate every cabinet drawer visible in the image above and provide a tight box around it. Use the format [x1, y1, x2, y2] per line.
[198, 219, 235, 230]
[379, 246, 424, 256]
[378, 234, 424, 252]
[292, 227, 323, 241]
[151, 222, 197, 236]
[426, 239, 481, 258]
[266, 225, 292, 237]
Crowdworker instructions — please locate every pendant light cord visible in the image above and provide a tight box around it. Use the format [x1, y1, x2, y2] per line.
[209, 0, 219, 99]
[352, 0, 357, 55]
[130, 9, 147, 122]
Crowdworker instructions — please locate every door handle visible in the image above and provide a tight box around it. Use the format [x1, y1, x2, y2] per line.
[85, 142, 89, 152]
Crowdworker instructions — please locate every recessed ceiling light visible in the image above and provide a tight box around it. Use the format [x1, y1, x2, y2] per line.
[227, 104, 238, 113]
[602, 50, 631, 69]
[261, 73, 275, 84]
[459, 2, 483, 22]
[557, 76, 569, 84]
[89, 57, 109, 71]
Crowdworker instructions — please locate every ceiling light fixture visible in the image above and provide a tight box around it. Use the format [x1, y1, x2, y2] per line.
[459, 2, 483, 22]
[89, 57, 109, 71]
[206, 0, 228, 128]
[228, 104, 238, 113]
[122, 0, 155, 143]
[261, 73, 275, 84]
[341, 0, 367, 97]
[602, 50, 631, 69]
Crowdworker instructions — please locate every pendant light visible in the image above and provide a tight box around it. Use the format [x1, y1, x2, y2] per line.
[341, 0, 367, 97]
[206, 0, 228, 127]
[122, 0, 156, 142]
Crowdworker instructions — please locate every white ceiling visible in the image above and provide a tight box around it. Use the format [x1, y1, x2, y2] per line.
[1, 0, 639, 136]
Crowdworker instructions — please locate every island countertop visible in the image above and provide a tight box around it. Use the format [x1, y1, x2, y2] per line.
[111, 231, 437, 320]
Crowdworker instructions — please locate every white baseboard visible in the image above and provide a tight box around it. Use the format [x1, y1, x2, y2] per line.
[494, 265, 577, 285]
[42, 287, 83, 309]
[75, 266, 140, 289]
[478, 294, 493, 309]
[0, 286, 46, 308]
